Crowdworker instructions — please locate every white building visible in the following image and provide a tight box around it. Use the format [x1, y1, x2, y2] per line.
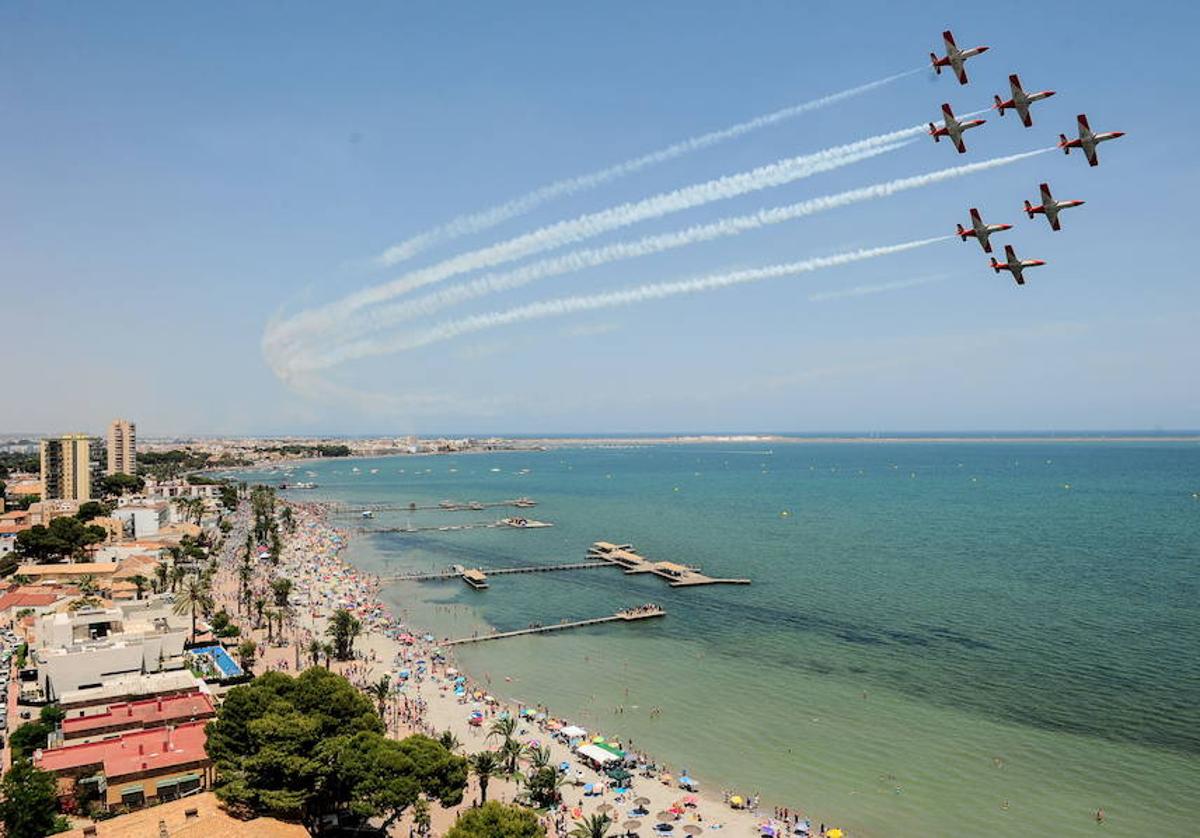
[33, 600, 189, 701]
[112, 502, 170, 538]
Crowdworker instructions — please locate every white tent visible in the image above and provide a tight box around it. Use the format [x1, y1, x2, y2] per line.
[576, 744, 620, 765]
[560, 725, 588, 739]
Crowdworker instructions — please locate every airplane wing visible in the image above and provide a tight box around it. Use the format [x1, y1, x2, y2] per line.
[1013, 270, 1026, 286]
[1017, 103, 1033, 128]
[1039, 183, 1053, 204]
[954, 63, 969, 85]
[1049, 213, 1062, 232]
[952, 134, 966, 153]
[1084, 144, 1099, 167]
[943, 31, 958, 51]
[980, 235, 993, 254]
[1077, 114, 1094, 141]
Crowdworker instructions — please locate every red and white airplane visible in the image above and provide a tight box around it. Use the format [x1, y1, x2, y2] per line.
[1024, 183, 1084, 231]
[990, 244, 1046, 286]
[930, 103, 986, 153]
[1059, 114, 1125, 166]
[930, 30, 989, 85]
[956, 208, 1012, 253]
[993, 75, 1056, 127]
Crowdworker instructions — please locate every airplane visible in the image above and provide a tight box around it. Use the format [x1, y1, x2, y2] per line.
[993, 74, 1056, 127]
[930, 103, 986, 154]
[1024, 183, 1085, 231]
[956, 208, 1012, 253]
[990, 244, 1046, 286]
[1059, 114, 1125, 166]
[930, 30, 989, 85]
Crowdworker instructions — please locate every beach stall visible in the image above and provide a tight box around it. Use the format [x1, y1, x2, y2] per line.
[577, 743, 622, 770]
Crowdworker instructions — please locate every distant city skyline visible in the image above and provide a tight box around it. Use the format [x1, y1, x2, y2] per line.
[3, 3, 1197, 435]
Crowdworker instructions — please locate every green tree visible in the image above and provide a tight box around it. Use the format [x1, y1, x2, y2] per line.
[270, 577, 293, 607]
[0, 760, 70, 838]
[569, 814, 613, 838]
[438, 729, 461, 753]
[173, 575, 209, 643]
[236, 640, 257, 674]
[308, 639, 322, 668]
[412, 796, 431, 836]
[15, 517, 106, 561]
[488, 715, 516, 743]
[129, 574, 149, 600]
[468, 750, 501, 804]
[154, 561, 169, 593]
[99, 472, 144, 497]
[445, 801, 546, 838]
[499, 737, 523, 777]
[369, 675, 391, 718]
[325, 608, 361, 660]
[522, 766, 566, 810]
[74, 500, 110, 523]
[320, 732, 466, 832]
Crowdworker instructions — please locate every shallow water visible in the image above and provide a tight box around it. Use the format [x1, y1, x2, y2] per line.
[271, 441, 1200, 836]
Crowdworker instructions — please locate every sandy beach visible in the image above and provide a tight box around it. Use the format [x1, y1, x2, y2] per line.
[214, 500, 829, 837]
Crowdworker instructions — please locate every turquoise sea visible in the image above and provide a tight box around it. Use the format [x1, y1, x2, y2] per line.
[268, 442, 1199, 837]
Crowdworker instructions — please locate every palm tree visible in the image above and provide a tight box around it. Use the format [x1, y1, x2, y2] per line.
[321, 641, 334, 668]
[325, 608, 361, 660]
[237, 563, 253, 613]
[264, 608, 276, 643]
[153, 562, 168, 593]
[169, 565, 186, 594]
[270, 577, 293, 607]
[488, 715, 516, 743]
[469, 751, 501, 804]
[499, 736, 523, 777]
[173, 575, 208, 643]
[569, 814, 613, 838]
[308, 639, 322, 668]
[129, 574, 149, 601]
[236, 639, 257, 673]
[77, 575, 99, 597]
[253, 596, 266, 629]
[524, 743, 552, 771]
[438, 730, 461, 753]
[369, 675, 391, 717]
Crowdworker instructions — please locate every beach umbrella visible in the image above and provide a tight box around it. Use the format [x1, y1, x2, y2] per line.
[682, 795, 698, 806]
[729, 795, 745, 809]
[760, 826, 777, 837]
[623, 821, 642, 832]
[826, 830, 843, 838]
[597, 803, 614, 814]
[634, 797, 651, 806]
[656, 812, 675, 822]
[682, 826, 702, 836]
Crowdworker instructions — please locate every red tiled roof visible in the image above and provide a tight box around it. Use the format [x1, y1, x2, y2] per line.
[0, 591, 63, 610]
[35, 720, 210, 780]
[62, 692, 215, 736]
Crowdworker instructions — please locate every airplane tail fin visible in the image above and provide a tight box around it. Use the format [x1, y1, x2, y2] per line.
[956, 223, 967, 241]
[1059, 134, 1070, 153]
[1024, 200, 1036, 219]
[994, 95, 1006, 115]
[990, 258, 1001, 274]
[929, 123, 939, 141]
[930, 53, 941, 73]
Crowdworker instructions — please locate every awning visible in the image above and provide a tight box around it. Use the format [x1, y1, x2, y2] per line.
[577, 744, 620, 765]
[560, 725, 587, 738]
[120, 784, 144, 795]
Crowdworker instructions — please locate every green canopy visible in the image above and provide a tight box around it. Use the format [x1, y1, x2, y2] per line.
[606, 767, 633, 782]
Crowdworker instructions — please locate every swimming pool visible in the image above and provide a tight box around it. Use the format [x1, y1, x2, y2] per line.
[190, 645, 243, 678]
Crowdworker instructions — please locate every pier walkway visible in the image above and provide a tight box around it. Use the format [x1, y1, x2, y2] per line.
[382, 560, 610, 583]
[331, 498, 536, 514]
[443, 606, 665, 646]
[357, 518, 552, 535]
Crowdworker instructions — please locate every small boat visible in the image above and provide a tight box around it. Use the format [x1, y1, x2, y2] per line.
[361, 510, 375, 519]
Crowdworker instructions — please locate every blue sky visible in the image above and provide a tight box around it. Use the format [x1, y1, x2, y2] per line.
[2, 2, 1197, 435]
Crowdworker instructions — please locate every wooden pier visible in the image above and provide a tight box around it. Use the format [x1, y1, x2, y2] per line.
[587, 543, 751, 587]
[382, 561, 611, 583]
[356, 518, 553, 535]
[443, 606, 665, 646]
[331, 498, 537, 514]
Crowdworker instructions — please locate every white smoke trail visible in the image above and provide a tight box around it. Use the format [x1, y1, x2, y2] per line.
[375, 69, 923, 268]
[809, 273, 949, 301]
[264, 126, 924, 355]
[289, 236, 951, 372]
[341, 148, 1050, 335]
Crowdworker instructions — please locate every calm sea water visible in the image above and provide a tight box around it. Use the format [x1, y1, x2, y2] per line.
[268, 442, 1200, 837]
